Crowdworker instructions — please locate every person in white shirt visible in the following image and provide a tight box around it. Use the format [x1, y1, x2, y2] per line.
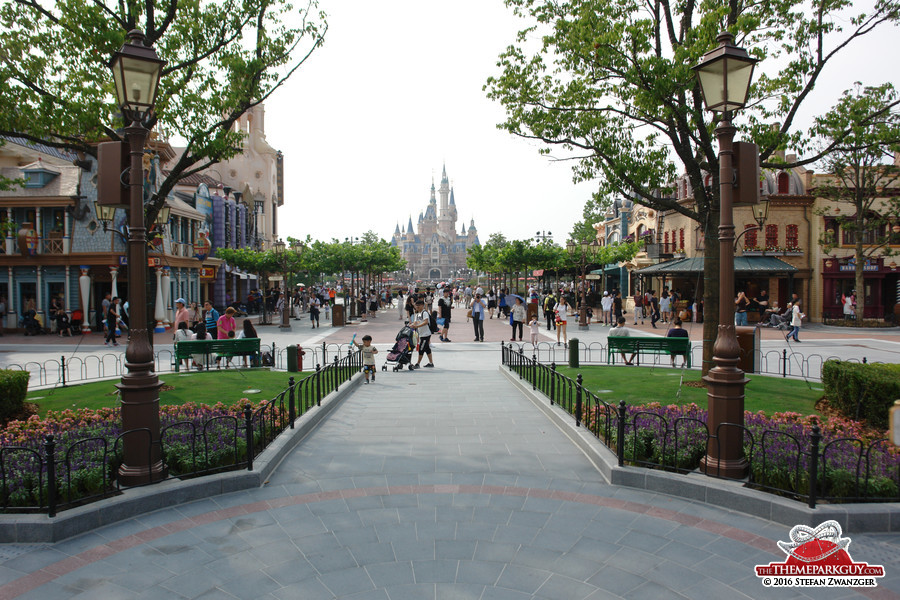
[601, 292, 613, 326]
[411, 300, 435, 368]
[787, 299, 804, 342]
[471, 293, 487, 341]
[555, 297, 569, 347]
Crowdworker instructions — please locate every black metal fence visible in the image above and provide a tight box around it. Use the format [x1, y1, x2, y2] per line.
[5, 341, 360, 388]
[0, 349, 362, 516]
[507, 340, 877, 382]
[502, 343, 899, 507]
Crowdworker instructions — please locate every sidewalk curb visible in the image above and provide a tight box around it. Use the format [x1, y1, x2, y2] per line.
[0, 374, 362, 543]
[500, 366, 900, 533]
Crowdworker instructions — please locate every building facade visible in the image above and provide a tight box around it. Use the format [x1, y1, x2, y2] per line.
[391, 165, 480, 281]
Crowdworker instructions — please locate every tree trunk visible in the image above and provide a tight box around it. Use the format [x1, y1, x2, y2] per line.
[855, 238, 865, 320]
[701, 211, 720, 376]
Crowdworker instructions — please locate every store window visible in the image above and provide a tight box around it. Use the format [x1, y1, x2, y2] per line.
[786, 224, 799, 249]
[765, 224, 778, 249]
[744, 225, 758, 249]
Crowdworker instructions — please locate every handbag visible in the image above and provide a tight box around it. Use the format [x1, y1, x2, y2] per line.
[466, 309, 473, 318]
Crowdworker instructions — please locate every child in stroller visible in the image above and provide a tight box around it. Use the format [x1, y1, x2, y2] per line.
[384, 324, 417, 371]
[759, 304, 790, 330]
[21, 310, 45, 336]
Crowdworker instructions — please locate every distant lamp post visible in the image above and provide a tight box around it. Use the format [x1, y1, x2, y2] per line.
[734, 196, 770, 250]
[566, 239, 600, 331]
[694, 31, 757, 479]
[535, 230, 553, 243]
[108, 29, 167, 486]
[272, 239, 291, 331]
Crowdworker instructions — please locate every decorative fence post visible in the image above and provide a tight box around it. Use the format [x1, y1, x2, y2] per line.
[288, 376, 296, 427]
[575, 374, 583, 427]
[617, 401, 627, 467]
[808, 425, 821, 509]
[315, 364, 322, 406]
[550, 362, 556, 405]
[782, 349, 788, 377]
[347, 347, 353, 382]
[322, 341, 327, 366]
[333, 356, 339, 392]
[244, 404, 254, 471]
[531, 353, 537, 391]
[44, 435, 56, 518]
[518, 347, 524, 379]
[60, 356, 67, 388]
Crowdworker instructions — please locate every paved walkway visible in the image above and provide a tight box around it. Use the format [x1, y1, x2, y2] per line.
[2, 360, 899, 599]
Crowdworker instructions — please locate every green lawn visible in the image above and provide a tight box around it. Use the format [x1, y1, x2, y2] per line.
[554, 365, 823, 416]
[27, 370, 310, 416]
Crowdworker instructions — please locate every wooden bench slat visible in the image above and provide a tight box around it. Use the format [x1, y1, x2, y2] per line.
[173, 338, 261, 371]
[607, 336, 691, 367]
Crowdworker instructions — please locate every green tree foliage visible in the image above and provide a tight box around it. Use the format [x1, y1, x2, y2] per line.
[814, 84, 900, 318]
[0, 0, 327, 217]
[485, 0, 899, 370]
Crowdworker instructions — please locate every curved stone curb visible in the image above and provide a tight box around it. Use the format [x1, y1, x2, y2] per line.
[500, 366, 900, 533]
[0, 374, 363, 543]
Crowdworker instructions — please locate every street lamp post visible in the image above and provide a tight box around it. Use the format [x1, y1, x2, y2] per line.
[567, 239, 599, 331]
[535, 230, 552, 243]
[272, 239, 292, 331]
[693, 32, 757, 479]
[107, 29, 167, 485]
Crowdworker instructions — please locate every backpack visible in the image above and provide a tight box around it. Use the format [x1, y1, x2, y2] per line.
[261, 351, 274, 366]
[427, 310, 439, 334]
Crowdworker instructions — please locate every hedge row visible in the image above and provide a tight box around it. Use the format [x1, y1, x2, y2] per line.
[0, 370, 30, 422]
[822, 360, 900, 429]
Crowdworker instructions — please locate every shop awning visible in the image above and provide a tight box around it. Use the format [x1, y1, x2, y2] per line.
[634, 256, 798, 275]
[590, 264, 623, 275]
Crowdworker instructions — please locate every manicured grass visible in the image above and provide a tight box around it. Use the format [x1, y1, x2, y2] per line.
[555, 365, 823, 416]
[27, 370, 309, 416]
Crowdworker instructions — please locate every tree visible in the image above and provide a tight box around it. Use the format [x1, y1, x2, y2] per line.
[569, 195, 607, 243]
[814, 84, 900, 318]
[485, 0, 899, 372]
[0, 0, 327, 221]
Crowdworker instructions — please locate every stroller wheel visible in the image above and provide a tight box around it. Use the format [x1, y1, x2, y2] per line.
[382, 364, 387, 371]
[408, 364, 414, 371]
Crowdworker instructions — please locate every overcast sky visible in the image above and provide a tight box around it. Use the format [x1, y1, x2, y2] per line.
[264, 0, 897, 246]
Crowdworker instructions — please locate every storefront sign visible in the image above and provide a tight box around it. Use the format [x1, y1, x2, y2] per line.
[200, 266, 217, 280]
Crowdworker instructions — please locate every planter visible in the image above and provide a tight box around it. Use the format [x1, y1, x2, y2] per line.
[17, 222, 38, 256]
[784, 251, 803, 256]
[743, 251, 763, 256]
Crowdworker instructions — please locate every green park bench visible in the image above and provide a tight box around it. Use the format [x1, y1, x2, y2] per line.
[606, 336, 691, 367]
[174, 338, 261, 371]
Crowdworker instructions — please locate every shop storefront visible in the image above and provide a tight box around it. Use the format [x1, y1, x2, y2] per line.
[821, 257, 899, 320]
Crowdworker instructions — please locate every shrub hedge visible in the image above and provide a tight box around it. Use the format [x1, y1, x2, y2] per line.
[0, 370, 30, 422]
[822, 360, 900, 429]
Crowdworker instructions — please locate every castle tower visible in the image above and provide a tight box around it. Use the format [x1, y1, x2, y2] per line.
[438, 163, 453, 235]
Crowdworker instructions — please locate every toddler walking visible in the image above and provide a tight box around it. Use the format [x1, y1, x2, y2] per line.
[529, 315, 540, 345]
[352, 334, 379, 383]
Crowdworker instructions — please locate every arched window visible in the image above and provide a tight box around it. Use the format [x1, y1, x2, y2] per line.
[664, 231, 670, 253]
[777, 172, 790, 194]
[682, 180, 688, 199]
[679, 228, 685, 250]
[765, 224, 778, 249]
[744, 225, 758, 249]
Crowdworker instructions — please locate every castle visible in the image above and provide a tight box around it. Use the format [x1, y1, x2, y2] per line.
[391, 165, 479, 281]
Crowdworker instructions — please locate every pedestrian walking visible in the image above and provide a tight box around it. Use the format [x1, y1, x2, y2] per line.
[411, 300, 435, 368]
[353, 334, 379, 383]
[510, 296, 526, 341]
[173, 298, 189, 334]
[104, 297, 120, 346]
[309, 296, 320, 328]
[471, 293, 487, 341]
[543, 292, 557, 330]
[203, 301, 219, 338]
[438, 287, 453, 342]
[787, 299, 804, 342]
[601, 291, 612, 326]
[555, 296, 569, 347]
[529, 315, 540, 345]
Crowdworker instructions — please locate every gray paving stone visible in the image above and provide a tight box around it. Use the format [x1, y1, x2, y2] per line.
[494, 564, 552, 594]
[472, 541, 520, 563]
[412, 559, 460, 584]
[217, 570, 282, 599]
[534, 573, 599, 600]
[318, 566, 376, 596]
[435, 540, 476, 560]
[305, 547, 359, 573]
[392, 540, 435, 562]
[349, 542, 396, 566]
[262, 556, 319, 585]
[270, 577, 335, 600]
[586, 564, 648, 595]
[456, 560, 505, 585]
[382, 583, 436, 599]
[366, 561, 416, 587]
[434, 582, 485, 600]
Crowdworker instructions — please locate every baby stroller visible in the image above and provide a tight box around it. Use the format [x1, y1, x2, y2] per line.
[384, 324, 417, 372]
[21, 310, 45, 336]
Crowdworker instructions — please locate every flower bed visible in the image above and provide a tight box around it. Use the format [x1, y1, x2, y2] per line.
[584, 402, 900, 502]
[0, 400, 276, 510]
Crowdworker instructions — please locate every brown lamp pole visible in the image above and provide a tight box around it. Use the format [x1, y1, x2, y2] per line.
[273, 239, 292, 330]
[107, 30, 168, 485]
[694, 32, 757, 479]
[567, 239, 598, 331]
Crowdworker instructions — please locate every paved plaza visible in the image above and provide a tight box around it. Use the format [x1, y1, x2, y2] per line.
[0, 302, 899, 599]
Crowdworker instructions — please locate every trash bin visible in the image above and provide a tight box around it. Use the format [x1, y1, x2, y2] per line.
[568, 337, 579, 368]
[286, 345, 298, 373]
[332, 304, 345, 327]
[735, 326, 759, 373]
